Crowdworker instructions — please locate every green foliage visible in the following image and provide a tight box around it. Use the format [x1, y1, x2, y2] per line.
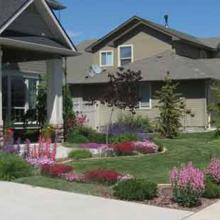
[208, 83, 220, 136]
[111, 133, 138, 144]
[155, 72, 185, 138]
[41, 125, 55, 141]
[113, 179, 157, 201]
[0, 153, 32, 180]
[67, 133, 89, 144]
[36, 77, 47, 128]
[63, 85, 75, 139]
[68, 150, 92, 160]
[66, 126, 106, 144]
[203, 177, 220, 199]
[118, 114, 152, 132]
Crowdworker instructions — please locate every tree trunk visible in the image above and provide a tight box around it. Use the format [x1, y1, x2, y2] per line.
[106, 107, 114, 144]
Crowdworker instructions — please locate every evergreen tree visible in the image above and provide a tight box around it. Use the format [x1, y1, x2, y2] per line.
[63, 84, 75, 139]
[208, 83, 220, 135]
[155, 72, 185, 138]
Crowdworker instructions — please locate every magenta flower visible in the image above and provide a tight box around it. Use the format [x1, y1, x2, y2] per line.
[206, 158, 220, 183]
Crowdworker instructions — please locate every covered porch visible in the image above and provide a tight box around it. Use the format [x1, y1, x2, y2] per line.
[0, 41, 77, 143]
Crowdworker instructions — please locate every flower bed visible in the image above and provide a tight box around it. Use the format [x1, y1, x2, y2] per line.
[79, 140, 159, 158]
[85, 169, 123, 185]
[41, 164, 73, 177]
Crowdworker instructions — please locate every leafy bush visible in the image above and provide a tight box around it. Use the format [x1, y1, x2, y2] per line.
[66, 132, 89, 144]
[112, 142, 135, 156]
[68, 150, 92, 160]
[41, 164, 73, 177]
[113, 179, 157, 201]
[170, 163, 205, 207]
[41, 125, 55, 140]
[0, 153, 32, 180]
[66, 126, 105, 144]
[110, 114, 152, 137]
[203, 177, 220, 199]
[111, 133, 138, 144]
[206, 158, 220, 184]
[85, 169, 122, 185]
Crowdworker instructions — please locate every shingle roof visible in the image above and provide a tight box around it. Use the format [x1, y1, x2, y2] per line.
[198, 37, 220, 49]
[0, 0, 30, 29]
[67, 40, 97, 83]
[67, 49, 220, 84]
[86, 16, 216, 52]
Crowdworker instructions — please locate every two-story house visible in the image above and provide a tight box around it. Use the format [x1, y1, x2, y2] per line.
[67, 16, 220, 131]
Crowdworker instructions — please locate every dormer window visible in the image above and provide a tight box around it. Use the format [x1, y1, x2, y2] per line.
[100, 51, 114, 67]
[118, 45, 133, 66]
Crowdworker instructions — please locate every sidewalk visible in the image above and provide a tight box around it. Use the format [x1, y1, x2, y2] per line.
[0, 182, 192, 220]
[184, 200, 220, 220]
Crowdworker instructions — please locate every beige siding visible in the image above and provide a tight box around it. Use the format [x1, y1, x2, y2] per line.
[70, 80, 209, 130]
[93, 31, 173, 68]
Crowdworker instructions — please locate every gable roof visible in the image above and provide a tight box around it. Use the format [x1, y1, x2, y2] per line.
[0, 0, 32, 32]
[0, 0, 77, 55]
[86, 16, 216, 52]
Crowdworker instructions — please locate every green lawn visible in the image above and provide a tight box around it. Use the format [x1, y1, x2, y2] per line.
[15, 132, 220, 196]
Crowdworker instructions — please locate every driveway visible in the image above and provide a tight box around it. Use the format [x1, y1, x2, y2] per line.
[0, 182, 193, 220]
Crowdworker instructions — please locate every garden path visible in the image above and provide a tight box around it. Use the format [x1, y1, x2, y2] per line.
[0, 182, 193, 220]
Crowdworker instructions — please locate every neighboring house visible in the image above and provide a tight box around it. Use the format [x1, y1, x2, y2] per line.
[67, 16, 220, 131]
[0, 0, 77, 142]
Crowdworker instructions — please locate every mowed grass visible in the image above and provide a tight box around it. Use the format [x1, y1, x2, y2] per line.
[69, 132, 220, 183]
[15, 132, 220, 196]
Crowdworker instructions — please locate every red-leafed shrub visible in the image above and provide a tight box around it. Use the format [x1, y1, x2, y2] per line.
[112, 142, 135, 156]
[85, 169, 122, 185]
[41, 164, 73, 177]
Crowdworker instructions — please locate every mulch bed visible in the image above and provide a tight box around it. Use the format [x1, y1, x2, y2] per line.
[146, 185, 217, 212]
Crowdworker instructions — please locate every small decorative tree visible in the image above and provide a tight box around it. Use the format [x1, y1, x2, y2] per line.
[36, 76, 47, 128]
[208, 82, 220, 135]
[63, 84, 75, 139]
[98, 67, 142, 143]
[155, 72, 186, 138]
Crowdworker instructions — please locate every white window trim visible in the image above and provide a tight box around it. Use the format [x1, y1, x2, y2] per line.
[118, 44, 134, 67]
[139, 83, 152, 110]
[99, 50, 114, 67]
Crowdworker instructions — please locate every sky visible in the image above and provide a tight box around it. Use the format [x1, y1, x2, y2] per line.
[58, 0, 220, 45]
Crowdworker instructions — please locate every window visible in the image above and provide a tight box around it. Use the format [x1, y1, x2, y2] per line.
[100, 51, 113, 67]
[139, 83, 151, 109]
[119, 45, 133, 66]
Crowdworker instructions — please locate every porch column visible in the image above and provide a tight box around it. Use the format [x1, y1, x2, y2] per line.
[0, 47, 3, 146]
[47, 59, 64, 143]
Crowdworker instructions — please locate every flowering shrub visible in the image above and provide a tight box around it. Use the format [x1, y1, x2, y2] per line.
[112, 142, 135, 156]
[170, 162, 205, 207]
[133, 140, 158, 154]
[85, 169, 123, 185]
[206, 159, 220, 184]
[41, 164, 73, 177]
[25, 138, 57, 167]
[26, 158, 54, 167]
[61, 172, 85, 182]
[75, 113, 88, 127]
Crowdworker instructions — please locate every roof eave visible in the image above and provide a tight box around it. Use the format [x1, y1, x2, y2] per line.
[0, 37, 80, 56]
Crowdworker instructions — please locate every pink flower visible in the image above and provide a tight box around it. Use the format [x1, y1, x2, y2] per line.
[169, 162, 205, 194]
[206, 159, 220, 183]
